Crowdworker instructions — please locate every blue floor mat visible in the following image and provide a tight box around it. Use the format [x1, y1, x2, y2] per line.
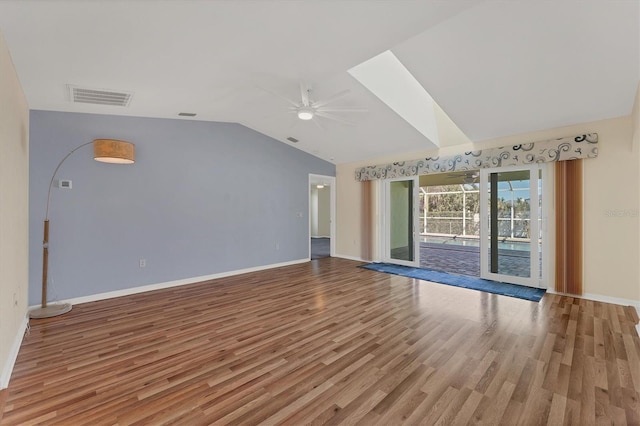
[360, 263, 545, 302]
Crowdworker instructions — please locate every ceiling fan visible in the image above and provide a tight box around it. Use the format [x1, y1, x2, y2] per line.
[462, 171, 479, 184]
[263, 82, 367, 126]
[446, 171, 479, 185]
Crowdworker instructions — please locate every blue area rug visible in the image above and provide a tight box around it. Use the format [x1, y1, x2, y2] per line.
[360, 263, 545, 302]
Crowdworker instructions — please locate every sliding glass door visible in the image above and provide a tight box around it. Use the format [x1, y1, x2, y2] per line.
[384, 177, 419, 267]
[479, 165, 542, 287]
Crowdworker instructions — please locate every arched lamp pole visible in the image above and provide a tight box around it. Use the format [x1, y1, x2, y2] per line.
[30, 139, 135, 319]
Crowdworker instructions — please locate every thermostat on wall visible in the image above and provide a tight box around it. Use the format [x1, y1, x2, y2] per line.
[58, 179, 72, 189]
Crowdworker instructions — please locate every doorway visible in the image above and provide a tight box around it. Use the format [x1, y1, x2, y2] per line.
[480, 165, 543, 288]
[418, 172, 481, 276]
[382, 177, 419, 267]
[382, 176, 420, 267]
[309, 174, 335, 260]
[382, 165, 546, 288]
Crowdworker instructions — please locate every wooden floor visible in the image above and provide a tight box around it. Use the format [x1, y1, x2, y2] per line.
[3, 257, 640, 425]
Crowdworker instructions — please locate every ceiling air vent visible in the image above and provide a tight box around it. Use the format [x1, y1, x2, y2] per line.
[286, 137, 299, 143]
[178, 112, 197, 117]
[67, 85, 132, 107]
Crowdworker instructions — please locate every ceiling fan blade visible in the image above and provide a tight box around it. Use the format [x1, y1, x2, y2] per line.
[316, 107, 368, 113]
[300, 82, 310, 107]
[313, 89, 351, 108]
[312, 118, 326, 130]
[258, 86, 300, 107]
[315, 111, 356, 126]
[288, 114, 300, 129]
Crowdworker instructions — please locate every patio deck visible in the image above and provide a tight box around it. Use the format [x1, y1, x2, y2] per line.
[419, 242, 535, 278]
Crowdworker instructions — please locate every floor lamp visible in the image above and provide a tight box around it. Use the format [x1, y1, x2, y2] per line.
[29, 139, 135, 319]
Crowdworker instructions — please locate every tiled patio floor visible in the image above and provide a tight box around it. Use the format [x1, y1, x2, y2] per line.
[419, 242, 534, 278]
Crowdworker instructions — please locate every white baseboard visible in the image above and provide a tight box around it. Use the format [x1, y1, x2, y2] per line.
[29, 258, 310, 310]
[581, 293, 640, 337]
[547, 289, 640, 323]
[1, 315, 28, 389]
[581, 292, 640, 312]
[333, 253, 366, 262]
[547, 289, 640, 310]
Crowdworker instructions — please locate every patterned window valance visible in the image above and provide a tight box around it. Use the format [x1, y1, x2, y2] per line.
[355, 133, 598, 181]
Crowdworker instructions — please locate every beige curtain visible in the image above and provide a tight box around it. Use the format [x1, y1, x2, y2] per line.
[555, 159, 583, 295]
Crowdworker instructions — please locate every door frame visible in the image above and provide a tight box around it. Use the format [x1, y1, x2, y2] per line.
[479, 164, 543, 288]
[308, 174, 336, 259]
[382, 176, 420, 267]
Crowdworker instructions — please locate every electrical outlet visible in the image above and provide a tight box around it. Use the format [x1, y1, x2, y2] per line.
[139, 259, 146, 268]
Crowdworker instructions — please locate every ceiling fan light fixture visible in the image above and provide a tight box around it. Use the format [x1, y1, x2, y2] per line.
[297, 107, 314, 120]
[462, 171, 479, 185]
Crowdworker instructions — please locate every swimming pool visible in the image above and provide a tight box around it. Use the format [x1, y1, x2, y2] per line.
[420, 235, 532, 251]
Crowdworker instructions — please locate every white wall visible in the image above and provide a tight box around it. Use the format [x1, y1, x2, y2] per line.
[336, 115, 639, 305]
[0, 31, 29, 389]
[317, 187, 330, 237]
[633, 82, 640, 308]
[310, 187, 319, 236]
[582, 116, 638, 302]
[310, 186, 330, 238]
[632, 83, 640, 151]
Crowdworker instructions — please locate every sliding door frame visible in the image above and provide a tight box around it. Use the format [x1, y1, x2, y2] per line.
[479, 164, 543, 288]
[382, 176, 420, 267]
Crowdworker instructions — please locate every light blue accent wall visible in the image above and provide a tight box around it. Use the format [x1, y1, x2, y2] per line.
[29, 111, 335, 305]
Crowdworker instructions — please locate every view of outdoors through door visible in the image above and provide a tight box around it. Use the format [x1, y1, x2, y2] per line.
[419, 173, 481, 276]
[417, 168, 542, 287]
[480, 167, 542, 287]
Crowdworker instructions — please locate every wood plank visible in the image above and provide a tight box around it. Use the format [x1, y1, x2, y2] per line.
[0, 388, 7, 424]
[1, 257, 639, 425]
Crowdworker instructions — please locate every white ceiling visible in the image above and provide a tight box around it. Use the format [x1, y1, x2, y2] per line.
[0, 1, 638, 164]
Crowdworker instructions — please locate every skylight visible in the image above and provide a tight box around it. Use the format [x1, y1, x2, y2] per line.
[348, 50, 440, 146]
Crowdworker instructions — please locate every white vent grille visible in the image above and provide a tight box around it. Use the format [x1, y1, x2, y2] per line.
[67, 85, 132, 107]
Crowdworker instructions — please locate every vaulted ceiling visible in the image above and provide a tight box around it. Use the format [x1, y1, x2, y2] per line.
[0, 1, 637, 164]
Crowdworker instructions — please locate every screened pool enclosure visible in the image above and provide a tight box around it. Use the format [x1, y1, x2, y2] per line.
[417, 169, 542, 281]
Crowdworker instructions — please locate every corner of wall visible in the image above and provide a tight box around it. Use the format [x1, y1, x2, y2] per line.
[0, 30, 30, 391]
[0, 316, 28, 389]
[635, 81, 640, 337]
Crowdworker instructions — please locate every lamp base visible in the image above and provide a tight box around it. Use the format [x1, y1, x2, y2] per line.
[29, 303, 72, 319]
